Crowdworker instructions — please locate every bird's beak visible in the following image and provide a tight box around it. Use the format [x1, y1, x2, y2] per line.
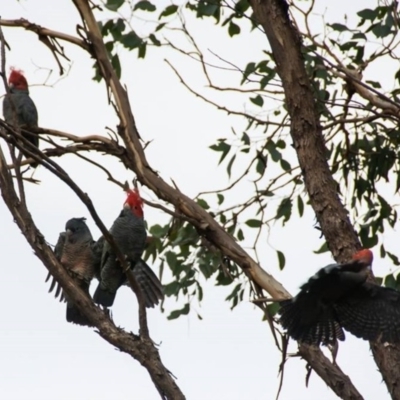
[9, 83, 14, 89]
[66, 228, 73, 236]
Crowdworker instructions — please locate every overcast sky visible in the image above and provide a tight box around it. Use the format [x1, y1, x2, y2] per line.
[0, 0, 397, 399]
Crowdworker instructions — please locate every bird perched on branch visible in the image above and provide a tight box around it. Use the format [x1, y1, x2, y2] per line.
[47, 218, 100, 327]
[279, 249, 400, 345]
[2, 68, 39, 167]
[93, 188, 164, 308]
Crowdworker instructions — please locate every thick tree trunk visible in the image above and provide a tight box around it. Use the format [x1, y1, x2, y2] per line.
[248, 0, 400, 398]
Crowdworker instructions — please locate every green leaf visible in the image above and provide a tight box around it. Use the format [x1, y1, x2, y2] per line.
[245, 219, 262, 228]
[226, 283, 242, 301]
[196, 198, 210, 210]
[197, 2, 219, 18]
[366, 80, 381, 89]
[329, 23, 348, 32]
[167, 303, 190, 320]
[357, 8, 378, 20]
[297, 196, 304, 217]
[121, 31, 143, 49]
[164, 281, 180, 296]
[104, 19, 125, 40]
[199, 261, 215, 279]
[134, 0, 156, 12]
[196, 282, 203, 302]
[210, 141, 231, 164]
[250, 94, 264, 107]
[256, 155, 267, 175]
[159, 4, 178, 19]
[266, 141, 281, 162]
[277, 250, 285, 270]
[217, 194, 224, 205]
[280, 158, 291, 172]
[155, 23, 166, 32]
[276, 198, 292, 224]
[276, 140, 286, 149]
[149, 224, 168, 238]
[105, 0, 124, 11]
[241, 132, 250, 145]
[227, 154, 236, 177]
[111, 54, 121, 78]
[314, 242, 329, 254]
[359, 226, 379, 248]
[387, 251, 400, 266]
[149, 34, 161, 46]
[138, 42, 147, 58]
[216, 268, 234, 286]
[371, 23, 391, 38]
[384, 273, 396, 289]
[235, 0, 250, 13]
[352, 32, 367, 40]
[228, 21, 240, 37]
[105, 41, 114, 54]
[241, 62, 256, 84]
[267, 302, 280, 317]
[165, 251, 178, 271]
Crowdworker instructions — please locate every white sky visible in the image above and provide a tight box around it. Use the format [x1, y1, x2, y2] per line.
[0, 0, 397, 399]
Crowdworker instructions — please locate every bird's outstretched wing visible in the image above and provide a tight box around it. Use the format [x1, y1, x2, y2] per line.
[335, 283, 400, 343]
[279, 293, 345, 345]
[46, 232, 66, 302]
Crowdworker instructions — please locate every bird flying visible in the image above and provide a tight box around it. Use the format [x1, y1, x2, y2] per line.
[279, 249, 400, 345]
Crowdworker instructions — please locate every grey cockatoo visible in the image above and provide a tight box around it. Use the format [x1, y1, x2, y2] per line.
[2, 68, 39, 167]
[47, 218, 100, 327]
[93, 189, 164, 308]
[279, 249, 400, 345]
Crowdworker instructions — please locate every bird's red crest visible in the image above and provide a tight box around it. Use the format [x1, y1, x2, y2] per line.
[124, 188, 144, 217]
[8, 67, 28, 90]
[352, 249, 373, 265]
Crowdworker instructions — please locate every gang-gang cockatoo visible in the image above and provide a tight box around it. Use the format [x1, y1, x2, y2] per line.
[279, 249, 400, 345]
[48, 218, 100, 327]
[2, 68, 39, 167]
[93, 189, 164, 308]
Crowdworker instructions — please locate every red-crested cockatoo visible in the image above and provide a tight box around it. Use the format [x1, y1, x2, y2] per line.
[2, 68, 39, 167]
[279, 249, 400, 345]
[93, 189, 163, 308]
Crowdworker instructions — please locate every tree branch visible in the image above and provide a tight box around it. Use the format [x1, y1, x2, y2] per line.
[0, 18, 89, 51]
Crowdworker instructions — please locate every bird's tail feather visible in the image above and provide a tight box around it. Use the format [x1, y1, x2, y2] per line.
[66, 303, 94, 327]
[93, 285, 116, 307]
[46, 272, 65, 302]
[133, 260, 164, 308]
